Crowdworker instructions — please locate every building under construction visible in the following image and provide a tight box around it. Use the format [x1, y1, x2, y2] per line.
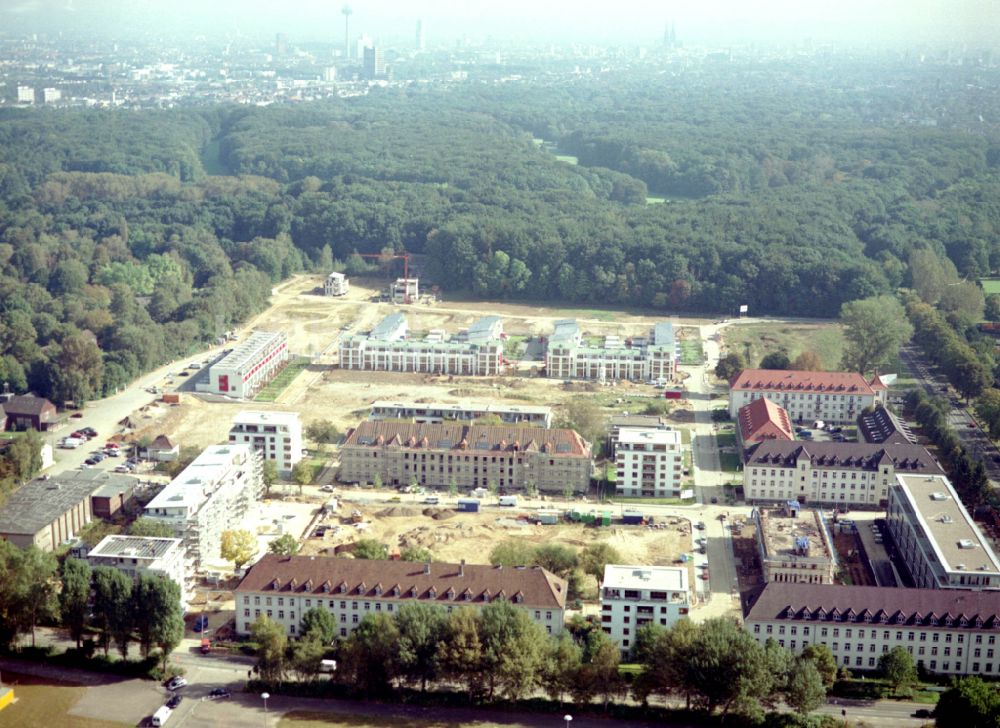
[753, 503, 837, 585]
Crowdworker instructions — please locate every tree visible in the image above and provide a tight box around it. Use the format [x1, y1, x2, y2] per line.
[714, 352, 745, 381]
[300, 607, 337, 644]
[49, 332, 104, 406]
[879, 646, 917, 694]
[579, 542, 622, 583]
[489, 539, 535, 567]
[800, 643, 837, 689]
[759, 351, 791, 370]
[478, 600, 545, 700]
[373, 472, 383, 490]
[791, 350, 823, 371]
[540, 631, 582, 706]
[976, 388, 1000, 438]
[92, 565, 134, 658]
[939, 281, 986, 320]
[785, 657, 827, 715]
[292, 460, 315, 493]
[573, 630, 623, 710]
[251, 614, 288, 681]
[986, 294, 1000, 322]
[395, 603, 449, 691]
[133, 574, 182, 660]
[220, 529, 257, 570]
[12, 546, 58, 648]
[400, 546, 433, 562]
[841, 295, 913, 374]
[340, 613, 400, 696]
[269, 533, 300, 557]
[352, 538, 388, 560]
[128, 518, 175, 538]
[438, 607, 485, 702]
[6, 429, 43, 483]
[262, 460, 278, 497]
[291, 634, 327, 681]
[60, 558, 92, 648]
[935, 676, 1000, 728]
[448, 477, 458, 496]
[532, 543, 578, 577]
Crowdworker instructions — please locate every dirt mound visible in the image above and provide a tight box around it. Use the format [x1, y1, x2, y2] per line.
[426, 508, 456, 520]
[376, 507, 420, 518]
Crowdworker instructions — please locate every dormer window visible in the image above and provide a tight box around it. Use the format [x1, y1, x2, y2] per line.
[270, 578, 281, 590]
[338, 582, 348, 594]
[357, 582, 366, 595]
[374, 585, 383, 597]
[392, 586, 400, 597]
[410, 587, 418, 598]
[896, 614, 905, 624]
[428, 587, 437, 599]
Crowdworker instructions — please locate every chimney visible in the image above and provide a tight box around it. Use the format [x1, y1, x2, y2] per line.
[424, 562, 431, 575]
[459, 559, 465, 577]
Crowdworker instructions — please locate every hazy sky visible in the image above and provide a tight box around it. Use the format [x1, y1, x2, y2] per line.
[2, 0, 998, 48]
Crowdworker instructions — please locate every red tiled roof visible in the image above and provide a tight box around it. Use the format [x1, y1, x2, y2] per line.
[745, 582, 1000, 629]
[731, 369, 878, 396]
[343, 421, 590, 457]
[235, 553, 567, 610]
[738, 398, 794, 443]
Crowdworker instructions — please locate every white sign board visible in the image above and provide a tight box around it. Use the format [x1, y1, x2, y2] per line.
[738, 304, 749, 313]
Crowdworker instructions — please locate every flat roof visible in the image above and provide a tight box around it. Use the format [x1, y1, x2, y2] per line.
[895, 474, 1000, 577]
[550, 319, 581, 343]
[616, 427, 681, 446]
[0, 471, 138, 536]
[652, 322, 675, 346]
[146, 444, 253, 511]
[88, 535, 182, 561]
[756, 507, 834, 563]
[215, 331, 285, 372]
[370, 312, 407, 340]
[232, 410, 301, 426]
[602, 564, 689, 592]
[370, 401, 552, 416]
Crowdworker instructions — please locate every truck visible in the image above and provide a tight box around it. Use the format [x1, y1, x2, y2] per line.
[151, 706, 173, 727]
[499, 495, 518, 507]
[622, 509, 644, 525]
[456, 498, 480, 513]
[664, 389, 684, 400]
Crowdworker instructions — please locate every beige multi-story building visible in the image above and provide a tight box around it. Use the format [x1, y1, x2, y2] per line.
[144, 445, 264, 573]
[235, 554, 567, 638]
[728, 369, 889, 424]
[324, 272, 349, 296]
[340, 421, 592, 493]
[339, 313, 503, 376]
[87, 536, 189, 611]
[614, 427, 685, 499]
[746, 582, 1000, 676]
[887, 474, 1000, 591]
[743, 441, 943, 508]
[753, 505, 837, 585]
[229, 410, 303, 476]
[206, 330, 289, 400]
[545, 320, 676, 382]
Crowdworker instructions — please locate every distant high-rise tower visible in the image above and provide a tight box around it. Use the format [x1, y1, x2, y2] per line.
[363, 45, 386, 79]
[415, 19, 425, 51]
[663, 21, 678, 49]
[275, 33, 287, 56]
[341, 4, 353, 58]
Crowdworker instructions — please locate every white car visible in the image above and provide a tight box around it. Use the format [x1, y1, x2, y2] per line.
[165, 676, 187, 690]
[320, 485, 335, 493]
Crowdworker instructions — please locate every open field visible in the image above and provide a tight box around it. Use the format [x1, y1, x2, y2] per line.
[255, 356, 311, 402]
[980, 279, 1000, 296]
[0, 671, 129, 728]
[721, 322, 845, 370]
[280, 711, 519, 728]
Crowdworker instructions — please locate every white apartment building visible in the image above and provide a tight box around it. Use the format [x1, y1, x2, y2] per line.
[887, 474, 1000, 591]
[206, 330, 289, 399]
[370, 401, 552, 428]
[235, 554, 567, 638]
[324, 272, 349, 296]
[743, 441, 943, 508]
[143, 445, 264, 572]
[339, 313, 503, 376]
[754, 505, 837, 585]
[614, 427, 685, 498]
[16, 85, 34, 104]
[87, 535, 189, 610]
[746, 582, 1000, 676]
[545, 320, 676, 382]
[728, 369, 889, 424]
[392, 277, 418, 303]
[600, 565, 691, 654]
[229, 410, 303, 476]
[42, 87, 61, 104]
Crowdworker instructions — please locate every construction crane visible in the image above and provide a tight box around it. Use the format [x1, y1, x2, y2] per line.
[354, 252, 413, 303]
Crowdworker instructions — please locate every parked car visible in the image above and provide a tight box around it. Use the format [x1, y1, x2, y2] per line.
[84, 458, 98, 466]
[81, 427, 97, 437]
[166, 694, 182, 709]
[208, 688, 231, 700]
[710, 496, 718, 504]
[320, 484, 335, 493]
[695, 521, 706, 530]
[913, 709, 932, 719]
[193, 615, 209, 632]
[165, 676, 187, 691]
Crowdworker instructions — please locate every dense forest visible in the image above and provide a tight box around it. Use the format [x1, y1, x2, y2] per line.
[1, 58, 1000, 404]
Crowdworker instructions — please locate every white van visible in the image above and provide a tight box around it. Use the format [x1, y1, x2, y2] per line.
[152, 705, 172, 727]
[319, 659, 337, 673]
[499, 496, 518, 507]
[423, 496, 440, 505]
[60, 437, 84, 449]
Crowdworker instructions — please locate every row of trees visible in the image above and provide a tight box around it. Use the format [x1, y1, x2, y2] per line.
[489, 538, 621, 601]
[906, 389, 993, 508]
[907, 296, 994, 401]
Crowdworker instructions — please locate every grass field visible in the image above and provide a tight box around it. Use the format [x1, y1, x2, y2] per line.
[723, 322, 845, 370]
[0, 672, 129, 728]
[980, 279, 1000, 295]
[280, 711, 519, 728]
[679, 339, 704, 365]
[255, 356, 311, 402]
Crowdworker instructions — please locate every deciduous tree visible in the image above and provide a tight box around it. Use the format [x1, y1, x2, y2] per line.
[879, 646, 917, 694]
[579, 542, 622, 583]
[269, 533, 300, 557]
[220, 529, 257, 570]
[60, 557, 92, 648]
[352, 538, 388, 560]
[251, 614, 288, 682]
[841, 295, 913, 374]
[395, 603, 449, 691]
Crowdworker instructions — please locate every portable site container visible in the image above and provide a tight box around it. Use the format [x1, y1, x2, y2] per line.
[536, 509, 560, 525]
[581, 511, 596, 525]
[622, 510, 644, 525]
[457, 498, 481, 513]
[599, 511, 612, 526]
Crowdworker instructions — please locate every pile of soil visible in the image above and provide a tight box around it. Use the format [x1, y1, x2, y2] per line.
[376, 507, 420, 518]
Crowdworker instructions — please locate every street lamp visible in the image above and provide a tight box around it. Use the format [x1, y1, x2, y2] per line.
[261, 692, 270, 726]
[564, 715, 572, 728]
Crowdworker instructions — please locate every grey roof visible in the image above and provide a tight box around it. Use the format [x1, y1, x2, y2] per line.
[550, 319, 581, 343]
[3, 394, 56, 418]
[0, 471, 138, 536]
[370, 312, 407, 340]
[88, 535, 181, 560]
[858, 407, 916, 445]
[653, 322, 675, 347]
[91, 478, 136, 499]
[467, 316, 502, 335]
[743, 441, 942, 474]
